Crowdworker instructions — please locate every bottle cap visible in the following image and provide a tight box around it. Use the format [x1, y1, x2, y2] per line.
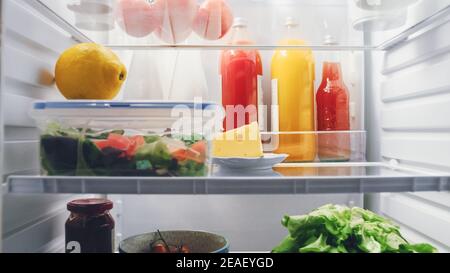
[323, 34, 338, 45]
[284, 17, 298, 27]
[232, 17, 248, 28]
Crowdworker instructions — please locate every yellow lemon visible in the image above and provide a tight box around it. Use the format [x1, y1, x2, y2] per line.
[55, 43, 127, 99]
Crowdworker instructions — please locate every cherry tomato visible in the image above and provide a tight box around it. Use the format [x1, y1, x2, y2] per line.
[180, 245, 191, 253]
[169, 246, 179, 253]
[152, 243, 169, 253]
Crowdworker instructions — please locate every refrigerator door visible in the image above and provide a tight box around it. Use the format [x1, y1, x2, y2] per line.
[0, 0, 3, 251]
[0, 0, 94, 252]
[366, 1, 450, 252]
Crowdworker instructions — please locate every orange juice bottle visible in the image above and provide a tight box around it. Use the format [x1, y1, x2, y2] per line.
[271, 18, 316, 162]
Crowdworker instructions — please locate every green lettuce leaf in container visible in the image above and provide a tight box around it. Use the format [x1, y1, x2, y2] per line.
[135, 140, 172, 168]
[40, 123, 82, 175]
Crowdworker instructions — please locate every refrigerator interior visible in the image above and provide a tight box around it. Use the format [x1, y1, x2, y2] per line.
[1, 0, 450, 252]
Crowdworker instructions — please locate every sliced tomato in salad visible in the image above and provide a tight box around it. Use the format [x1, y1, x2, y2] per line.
[93, 134, 206, 163]
[171, 140, 207, 164]
[191, 141, 206, 156]
[94, 134, 145, 158]
[188, 141, 207, 163]
[107, 133, 131, 151]
[94, 140, 110, 150]
[171, 148, 187, 161]
[126, 135, 145, 158]
[129, 135, 146, 146]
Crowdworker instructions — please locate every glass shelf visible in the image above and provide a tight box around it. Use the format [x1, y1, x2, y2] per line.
[105, 44, 378, 51]
[6, 162, 450, 195]
[30, 0, 450, 50]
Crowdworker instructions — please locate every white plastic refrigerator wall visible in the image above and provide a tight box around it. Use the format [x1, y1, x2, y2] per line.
[0, 0, 449, 253]
[0, 0, 91, 252]
[365, 2, 450, 251]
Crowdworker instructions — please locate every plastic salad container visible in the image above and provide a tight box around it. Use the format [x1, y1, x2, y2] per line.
[32, 101, 219, 177]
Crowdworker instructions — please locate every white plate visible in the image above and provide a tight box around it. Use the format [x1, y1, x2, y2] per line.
[214, 167, 282, 177]
[213, 153, 288, 170]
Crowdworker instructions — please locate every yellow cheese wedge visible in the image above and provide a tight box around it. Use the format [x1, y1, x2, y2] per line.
[213, 122, 263, 158]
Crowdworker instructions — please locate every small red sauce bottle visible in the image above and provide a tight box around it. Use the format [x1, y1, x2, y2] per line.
[316, 36, 351, 161]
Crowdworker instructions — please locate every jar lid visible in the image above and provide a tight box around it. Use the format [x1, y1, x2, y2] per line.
[67, 198, 113, 214]
[232, 17, 248, 28]
[284, 17, 298, 27]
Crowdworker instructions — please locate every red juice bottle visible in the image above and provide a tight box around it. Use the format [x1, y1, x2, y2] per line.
[316, 38, 350, 161]
[220, 18, 262, 131]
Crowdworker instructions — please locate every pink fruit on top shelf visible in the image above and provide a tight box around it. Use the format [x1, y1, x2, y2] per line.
[193, 0, 234, 40]
[115, 0, 165, 38]
[155, 0, 198, 44]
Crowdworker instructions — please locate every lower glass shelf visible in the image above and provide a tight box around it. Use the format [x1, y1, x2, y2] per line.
[5, 162, 450, 195]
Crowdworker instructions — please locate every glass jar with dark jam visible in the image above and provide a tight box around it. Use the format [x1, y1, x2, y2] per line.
[65, 198, 115, 253]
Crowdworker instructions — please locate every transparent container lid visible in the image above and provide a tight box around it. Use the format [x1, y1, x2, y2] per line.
[32, 100, 222, 132]
[33, 100, 217, 110]
[33, 100, 218, 116]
